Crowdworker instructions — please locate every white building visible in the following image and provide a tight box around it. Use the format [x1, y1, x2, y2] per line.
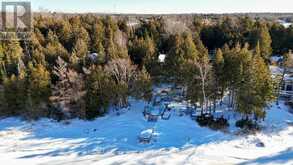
[270, 55, 283, 65]
[270, 66, 293, 98]
[277, 19, 292, 28]
[158, 54, 166, 63]
[280, 69, 293, 98]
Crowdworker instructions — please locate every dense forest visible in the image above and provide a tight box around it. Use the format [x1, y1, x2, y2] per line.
[0, 14, 291, 127]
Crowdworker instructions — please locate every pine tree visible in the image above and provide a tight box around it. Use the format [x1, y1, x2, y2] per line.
[214, 48, 225, 101]
[25, 63, 51, 119]
[2, 33, 23, 76]
[84, 66, 116, 119]
[0, 43, 5, 81]
[255, 22, 273, 61]
[130, 67, 153, 102]
[59, 19, 72, 51]
[45, 30, 69, 65]
[236, 44, 274, 122]
[72, 25, 89, 59]
[91, 20, 106, 62]
[29, 32, 46, 65]
[2, 70, 27, 116]
[252, 50, 274, 120]
[222, 44, 252, 108]
[166, 32, 199, 83]
[129, 35, 156, 70]
[102, 17, 129, 60]
[193, 32, 208, 56]
[73, 38, 88, 60]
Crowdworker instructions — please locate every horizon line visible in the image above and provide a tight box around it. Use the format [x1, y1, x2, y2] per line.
[32, 11, 293, 15]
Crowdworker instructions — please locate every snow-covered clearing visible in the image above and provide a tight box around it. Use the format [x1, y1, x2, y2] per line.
[0, 87, 292, 164]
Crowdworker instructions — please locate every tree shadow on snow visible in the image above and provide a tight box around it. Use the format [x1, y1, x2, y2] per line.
[0, 116, 234, 159]
[0, 104, 291, 161]
[239, 147, 293, 165]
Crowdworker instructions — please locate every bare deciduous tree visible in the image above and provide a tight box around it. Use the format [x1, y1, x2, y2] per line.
[105, 58, 138, 85]
[50, 57, 85, 119]
[165, 18, 190, 35]
[104, 58, 141, 109]
[192, 56, 213, 114]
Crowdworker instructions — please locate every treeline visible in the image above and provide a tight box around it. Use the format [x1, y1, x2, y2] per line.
[199, 16, 293, 55]
[0, 15, 152, 120]
[0, 14, 286, 122]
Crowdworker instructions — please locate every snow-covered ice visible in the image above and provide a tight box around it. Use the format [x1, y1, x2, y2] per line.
[0, 98, 292, 164]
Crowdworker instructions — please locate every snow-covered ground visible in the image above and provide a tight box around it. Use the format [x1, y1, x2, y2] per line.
[0, 92, 292, 164]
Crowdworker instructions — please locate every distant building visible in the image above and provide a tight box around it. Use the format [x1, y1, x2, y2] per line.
[158, 54, 166, 63]
[271, 52, 293, 100]
[280, 68, 293, 98]
[277, 19, 292, 28]
[88, 52, 99, 61]
[281, 74, 293, 98]
[270, 66, 293, 98]
[270, 55, 283, 66]
[87, 52, 105, 64]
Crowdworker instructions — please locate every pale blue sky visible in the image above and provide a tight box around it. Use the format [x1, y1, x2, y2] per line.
[26, 0, 293, 14]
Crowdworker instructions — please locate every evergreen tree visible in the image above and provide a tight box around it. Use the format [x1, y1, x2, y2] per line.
[29, 32, 46, 65]
[84, 66, 115, 119]
[45, 30, 69, 65]
[185, 34, 213, 113]
[73, 38, 88, 62]
[214, 48, 225, 100]
[192, 17, 203, 33]
[25, 63, 51, 119]
[0, 43, 5, 81]
[166, 32, 199, 83]
[130, 67, 153, 102]
[72, 26, 89, 59]
[255, 22, 273, 61]
[193, 32, 208, 56]
[2, 33, 23, 76]
[129, 35, 156, 70]
[2, 70, 27, 116]
[270, 23, 287, 54]
[91, 20, 106, 62]
[104, 16, 126, 61]
[222, 43, 251, 108]
[236, 45, 274, 121]
[58, 19, 72, 51]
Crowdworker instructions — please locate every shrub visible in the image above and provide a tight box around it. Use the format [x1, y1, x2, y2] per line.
[196, 114, 229, 130]
[210, 117, 229, 130]
[236, 119, 260, 130]
[196, 114, 214, 126]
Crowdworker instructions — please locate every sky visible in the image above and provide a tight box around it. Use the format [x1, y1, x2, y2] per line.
[24, 0, 293, 14]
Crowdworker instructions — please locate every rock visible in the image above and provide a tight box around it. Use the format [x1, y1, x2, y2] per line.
[256, 142, 265, 147]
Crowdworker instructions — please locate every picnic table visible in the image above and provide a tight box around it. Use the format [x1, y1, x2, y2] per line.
[138, 128, 154, 144]
[143, 105, 163, 122]
[161, 109, 171, 120]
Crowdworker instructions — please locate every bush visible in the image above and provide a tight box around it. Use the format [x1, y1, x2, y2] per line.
[196, 114, 214, 126]
[196, 114, 229, 130]
[236, 119, 260, 130]
[210, 117, 229, 130]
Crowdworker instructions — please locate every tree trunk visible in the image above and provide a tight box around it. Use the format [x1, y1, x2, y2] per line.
[277, 68, 286, 105]
[202, 77, 207, 114]
[213, 99, 216, 113]
[231, 88, 235, 109]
